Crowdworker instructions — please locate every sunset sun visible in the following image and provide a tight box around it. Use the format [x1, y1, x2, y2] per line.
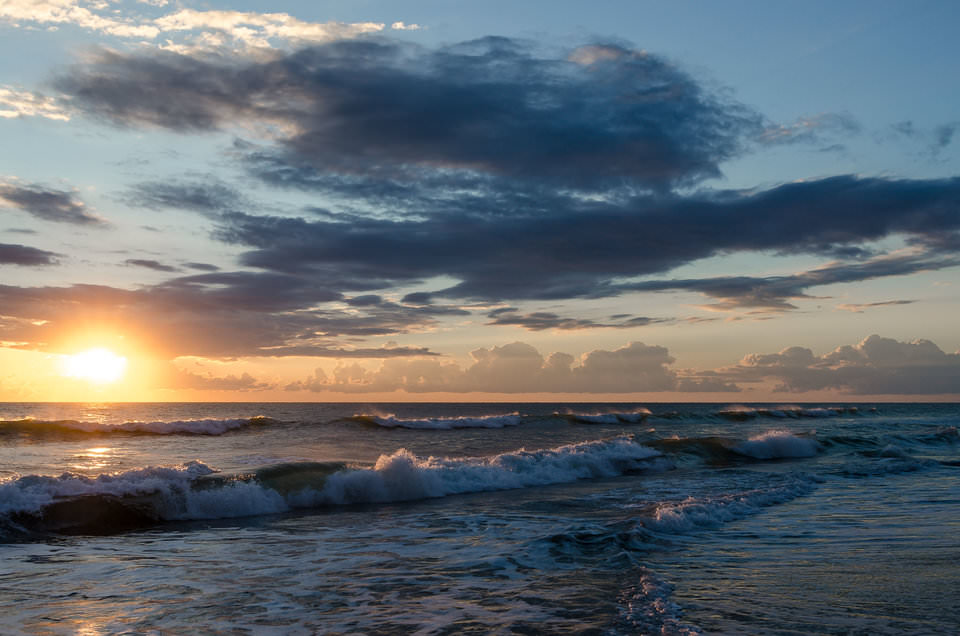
[60, 348, 128, 384]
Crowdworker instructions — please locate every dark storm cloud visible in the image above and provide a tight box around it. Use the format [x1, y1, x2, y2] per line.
[0, 180, 104, 226]
[46, 37, 960, 333]
[124, 258, 179, 272]
[486, 309, 668, 331]
[0, 243, 60, 266]
[625, 251, 958, 311]
[57, 38, 762, 191]
[210, 175, 960, 302]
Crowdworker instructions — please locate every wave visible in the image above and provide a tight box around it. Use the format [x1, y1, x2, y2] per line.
[0, 416, 274, 437]
[555, 408, 652, 425]
[838, 444, 937, 477]
[347, 413, 523, 430]
[644, 475, 820, 534]
[646, 430, 821, 464]
[714, 405, 863, 420]
[731, 430, 821, 459]
[1, 437, 669, 536]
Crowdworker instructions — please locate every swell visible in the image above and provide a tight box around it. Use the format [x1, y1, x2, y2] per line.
[1, 437, 669, 537]
[0, 416, 276, 437]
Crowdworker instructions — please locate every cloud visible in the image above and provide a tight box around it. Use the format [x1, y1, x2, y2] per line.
[286, 340, 682, 393]
[53, 38, 960, 306]
[56, 38, 761, 190]
[160, 366, 274, 391]
[0, 0, 160, 39]
[886, 120, 959, 157]
[0, 243, 60, 266]
[759, 112, 861, 146]
[835, 300, 916, 313]
[625, 249, 958, 312]
[721, 335, 960, 395]
[0, 179, 105, 226]
[1, 2, 385, 49]
[486, 309, 669, 331]
[207, 175, 960, 304]
[124, 258, 179, 273]
[0, 86, 70, 121]
[125, 180, 246, 215]
[184, 262, 220, 272]
[0, 274, 454, 359]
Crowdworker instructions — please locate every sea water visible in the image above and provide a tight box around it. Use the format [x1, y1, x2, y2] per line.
[1, 402, 958, 634]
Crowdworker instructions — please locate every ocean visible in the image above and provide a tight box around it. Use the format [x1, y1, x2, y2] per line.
[1, 402, 958, 634]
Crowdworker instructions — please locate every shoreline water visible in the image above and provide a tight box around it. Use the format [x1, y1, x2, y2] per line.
[2, 402, 958, 633]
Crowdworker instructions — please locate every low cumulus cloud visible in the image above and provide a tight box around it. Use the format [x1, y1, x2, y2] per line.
[0, 179, 105, 226]
[721, 335, 960, 395]
[286, 341, 685, 393]
[0, 1, 386, 50]
[160, 366, 275, 392]
[0, 86, 70, 121]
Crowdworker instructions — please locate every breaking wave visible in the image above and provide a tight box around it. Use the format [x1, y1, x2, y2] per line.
[1, 437, 668, 536]
[555, 408, 652, 425]
[731, 430, 821, 459]
[348, 413, 524, 430]
[0, 416, 275, 437]
[644, 475, 820, 534]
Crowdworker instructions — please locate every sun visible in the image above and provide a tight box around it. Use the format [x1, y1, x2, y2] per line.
[61, 348, 128, 384]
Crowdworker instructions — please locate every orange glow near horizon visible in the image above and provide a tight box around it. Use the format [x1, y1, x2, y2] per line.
[60, 348, 128, 384]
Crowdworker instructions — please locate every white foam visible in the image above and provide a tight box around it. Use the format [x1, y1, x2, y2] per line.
[0, 461, 216, 518]
[645, 476, 818, 534]
[362, 413, 523, 430]
[731, 430, 820, 459]
[618, 571, 703, 635]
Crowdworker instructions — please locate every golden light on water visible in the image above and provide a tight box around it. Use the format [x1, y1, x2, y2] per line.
[60, 348, 128, 384]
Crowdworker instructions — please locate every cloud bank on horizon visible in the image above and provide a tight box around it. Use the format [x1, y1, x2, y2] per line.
[0, 1, 958, 398]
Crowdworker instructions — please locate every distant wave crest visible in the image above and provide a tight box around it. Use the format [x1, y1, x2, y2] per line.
[0, 416, 275, 437]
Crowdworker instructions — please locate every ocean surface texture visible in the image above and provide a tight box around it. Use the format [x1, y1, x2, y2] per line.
[1, 402, 958, 634]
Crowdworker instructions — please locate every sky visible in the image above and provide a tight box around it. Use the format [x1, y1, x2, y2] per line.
[0, 0, 958, 402]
